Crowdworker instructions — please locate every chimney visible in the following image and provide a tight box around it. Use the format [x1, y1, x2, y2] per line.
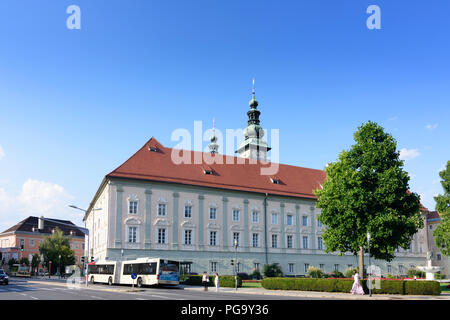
[38, 216, 44, 231]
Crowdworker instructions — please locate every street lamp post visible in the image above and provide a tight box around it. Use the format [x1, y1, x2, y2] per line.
[68, 205, 101, 287]
[234, 238, 238, 291]
[58, 254, 61, 279]
[367, 232, 372, 297]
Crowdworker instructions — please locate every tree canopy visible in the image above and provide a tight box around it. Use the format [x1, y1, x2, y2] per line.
[39, 227, 75, 274]
[433, 160, 450, 256]
[314, 121, 423, 262]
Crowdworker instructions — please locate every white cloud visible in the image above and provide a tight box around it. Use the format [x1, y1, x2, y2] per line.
[387, 116, 398, 121]
[399, 148, 420, 161]
[0, 179, 81, 232]
[0, 145, 4, 160]
[425, 123, 438, 130]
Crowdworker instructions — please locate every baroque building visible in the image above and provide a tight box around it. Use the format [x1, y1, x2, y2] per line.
[84, 84, 436, 277]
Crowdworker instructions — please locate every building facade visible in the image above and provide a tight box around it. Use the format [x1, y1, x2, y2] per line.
[427, 211, 450, 276]
[83, 86, 441, 277]
[0, 216, 86, 272]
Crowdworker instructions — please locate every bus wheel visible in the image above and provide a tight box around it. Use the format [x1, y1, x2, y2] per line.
[137, 277, 143, 288]
[90, 276, 95, 284]
[108, 277, 112, 286]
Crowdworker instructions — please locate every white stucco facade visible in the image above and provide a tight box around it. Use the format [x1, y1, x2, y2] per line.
[84, 177, 436, 277]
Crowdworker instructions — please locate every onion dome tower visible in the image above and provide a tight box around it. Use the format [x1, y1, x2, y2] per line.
[209, 118, 219, 154]
[235, 79, 271, 161]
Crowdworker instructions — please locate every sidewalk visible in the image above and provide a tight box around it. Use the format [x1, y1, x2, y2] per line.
[181, 285, 450, 300]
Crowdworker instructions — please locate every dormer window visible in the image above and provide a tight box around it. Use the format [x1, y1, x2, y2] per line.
[270, 177, 281, 184]
[148, 144, 158, 152]
[202, 166, 214, 175]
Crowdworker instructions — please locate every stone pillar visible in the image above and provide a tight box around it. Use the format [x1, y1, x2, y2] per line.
[115, 185, 123, 248]
[280, 202, 285, 253]
[310, 205, 316, 252]
[243, 199, 249, 252]
[295, 204, 300, 251]
[172, 192, 179, 250]
[198, 194, 204, 250]
[222, 197, 228, 251]
[144, 188, 152, 249]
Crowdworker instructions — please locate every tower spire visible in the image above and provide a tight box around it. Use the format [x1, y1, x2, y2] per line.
[209, 118, 219, 154]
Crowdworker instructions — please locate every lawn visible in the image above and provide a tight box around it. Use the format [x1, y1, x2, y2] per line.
[440, 283, 450, 292]
[242, 280, 262, 288]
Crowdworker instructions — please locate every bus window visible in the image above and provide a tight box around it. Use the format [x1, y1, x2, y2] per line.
[160, 261, 179, 273]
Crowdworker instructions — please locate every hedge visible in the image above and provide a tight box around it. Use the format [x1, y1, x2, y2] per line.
[261, 278, 441, 295]
[183, 275, 242, 288]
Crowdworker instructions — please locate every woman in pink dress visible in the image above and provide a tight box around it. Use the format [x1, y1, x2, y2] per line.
[350, 270, 365, 295]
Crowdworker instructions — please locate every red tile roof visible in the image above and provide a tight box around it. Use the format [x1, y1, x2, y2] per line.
[427, 211, 441, 220]
[107, 137, 326, 199]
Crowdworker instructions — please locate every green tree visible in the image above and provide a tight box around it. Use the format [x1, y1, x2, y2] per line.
[39, 227, 75, 275]
[433, 160, 450, 256]
[31, 254, 41, 275]
[19, 257, 29, 266]
[314, 121, 423, 276]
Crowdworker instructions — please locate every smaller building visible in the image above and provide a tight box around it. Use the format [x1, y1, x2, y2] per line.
[0, 216, 86, 273]
[427, 211, 450, 277]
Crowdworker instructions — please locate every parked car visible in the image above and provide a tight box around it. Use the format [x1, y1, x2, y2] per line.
[0, 269, 8, 285]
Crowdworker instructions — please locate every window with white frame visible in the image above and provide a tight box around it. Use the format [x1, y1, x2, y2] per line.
[29, 239, 35, 247]
[289, 263, 295, 273]
[437, 254, 441, 261]
[286, 214, 293, 226]
[184, 229, 192, 245]
[334, 264, 339, 272]
[158, 228, 166, 244]
[210, 261, 217, 273]
[232, 209, 240, 222]
[387, 265, 392, 273]
[184, 205, 192, 218]
[252, 233, 259, 248]
[254, 262, 260, 271]
[399, 265, 404, 275]
[304, 263, 309, 273]
[317, 216, 323, 227]
[129, 201, 138, 214]
[233, 232, 240, 246]
[209, 231, 217, 246]
[317, 237, 323, 250]
[287, 235, 293, 249]
[348, 264, 353, 270]
[128, 226, 137, 243]
[236, 263, 241, 273]
[302, 236, 308, 249]
[271, 234, 278, 248]
[271, 213, 278, 224]
[252, 210, 259, 223]
[209, 207, 217, 220]
[302, 216, 308, 226]
[319, 264, 325, 271]
[158, 203, 167, 216]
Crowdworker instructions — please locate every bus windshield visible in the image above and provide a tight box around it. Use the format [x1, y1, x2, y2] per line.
[160, 260, 179, 273]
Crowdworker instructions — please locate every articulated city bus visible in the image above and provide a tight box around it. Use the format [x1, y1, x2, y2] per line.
[87, 258, 179, 287]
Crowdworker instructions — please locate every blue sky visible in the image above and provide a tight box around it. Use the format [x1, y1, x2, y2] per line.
[0, 0, 449, 230]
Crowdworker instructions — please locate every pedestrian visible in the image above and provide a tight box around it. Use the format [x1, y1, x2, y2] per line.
[214, 273, 220, 292]
[202, 271, 209, 291]
[350, 269, 364, 295]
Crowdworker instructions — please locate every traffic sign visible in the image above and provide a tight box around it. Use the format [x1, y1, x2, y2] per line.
[131, 273, 137, 280]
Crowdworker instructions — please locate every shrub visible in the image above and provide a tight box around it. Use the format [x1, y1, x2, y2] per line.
[404, 280, 441, 295]
[263, 263, 283, 277]
[344, 268, 355, 278]
[261, 277, 441, 295]
[250, 268, 262, 280]
[328, 271, 345, 278]
[435, 273, 446, 280]
[237, 272, 249, 280]
[306, 266, 324, 278]
[407, 268, 425, 278]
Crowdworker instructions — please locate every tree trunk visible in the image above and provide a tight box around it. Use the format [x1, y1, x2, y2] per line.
[359, 246, 364, 277]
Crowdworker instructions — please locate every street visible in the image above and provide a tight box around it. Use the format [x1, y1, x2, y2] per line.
[0, 278, 321, 300]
